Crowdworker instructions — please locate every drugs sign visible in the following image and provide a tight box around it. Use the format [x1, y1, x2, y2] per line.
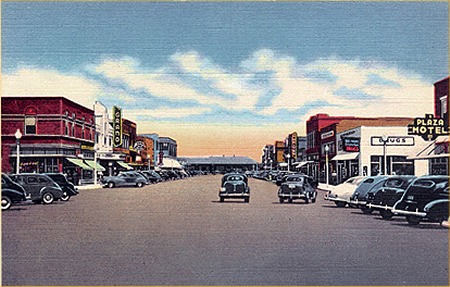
[408, 114, 449, 141]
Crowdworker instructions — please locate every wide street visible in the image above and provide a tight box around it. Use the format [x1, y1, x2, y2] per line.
[2, 174, 448, 286]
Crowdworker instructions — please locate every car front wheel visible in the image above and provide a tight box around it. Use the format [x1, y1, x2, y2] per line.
[42, 192, 55, 204]
[335, 201, 346, 208]
[380, 210, 393, 220]
[279, 198, 284, 203]
[406, 215, 421, 225]
[107, 182, 115, 188]
[1, 196, 12, 210]
[60, 192, 70, 201]
[136, 182, 143, 188]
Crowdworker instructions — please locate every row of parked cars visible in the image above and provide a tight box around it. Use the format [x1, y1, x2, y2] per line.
[244, 170, 319, 204]
[2, 173, 79, 210]
[325, 174, 449, 226]
[100, 169, 192, 188]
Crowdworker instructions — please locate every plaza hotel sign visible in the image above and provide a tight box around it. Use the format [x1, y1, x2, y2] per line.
[113, 106, 123, 147]
[407, 114, 449, 141]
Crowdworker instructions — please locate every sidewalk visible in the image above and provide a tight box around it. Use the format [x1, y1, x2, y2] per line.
[76, 184, 103, 190]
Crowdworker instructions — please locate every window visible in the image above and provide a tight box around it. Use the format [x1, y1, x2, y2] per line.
[25, 115, 37, 134]
[440, 95, 448, 119]
[27, 176, 38, 184]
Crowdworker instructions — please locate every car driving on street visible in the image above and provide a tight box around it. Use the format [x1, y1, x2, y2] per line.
[219, 173, 250, 203]
[278, 174, 317, 204]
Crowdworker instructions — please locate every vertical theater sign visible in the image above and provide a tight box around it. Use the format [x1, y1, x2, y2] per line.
[113, 106, 122, 148]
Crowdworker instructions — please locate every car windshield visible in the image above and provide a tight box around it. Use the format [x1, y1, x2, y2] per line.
[227, 175, 244, 181]
[286, 176, 303, 183]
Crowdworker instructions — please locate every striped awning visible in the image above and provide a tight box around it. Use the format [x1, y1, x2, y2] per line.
[66, 158, 93, 170]
[85, 160, 106, 172]
[117, 161, 133, 170]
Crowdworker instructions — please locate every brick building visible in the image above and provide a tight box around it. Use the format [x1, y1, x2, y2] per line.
[1, 96, 96, 183]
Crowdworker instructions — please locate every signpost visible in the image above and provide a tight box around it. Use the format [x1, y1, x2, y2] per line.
[113, 106, 122, 147]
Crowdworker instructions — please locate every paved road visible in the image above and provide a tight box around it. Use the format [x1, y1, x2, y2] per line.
[2, 175, 448, 285]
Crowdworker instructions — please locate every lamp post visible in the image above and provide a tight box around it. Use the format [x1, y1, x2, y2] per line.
[325, 145, 329, 187]
[15, 129, 22, 174]
[381, 134, 388, 175]
[93, 144, 98, 185]
[286, 153, 291, 172]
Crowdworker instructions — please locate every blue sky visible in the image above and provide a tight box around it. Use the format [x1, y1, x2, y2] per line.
[2, 1, 448, 158]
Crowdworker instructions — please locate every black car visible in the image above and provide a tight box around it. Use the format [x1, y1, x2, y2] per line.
[393, 175, 449, 225]
[2, 174, 27, 210]
[278, 174, 317, 204]
[365, 175, 416, 219]
[349, 176, 389, 213]
[138, 170, 162, 184]
[219, 173, 250, 203]
[44, 173, 79, 201]
[10, 173, 65, 204]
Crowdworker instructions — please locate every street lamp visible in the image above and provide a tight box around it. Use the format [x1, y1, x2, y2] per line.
[93, 144, 98, 185]
[286, 153, 291, 172]
[15, 129, 22, 174]
[325, 145, 329, 187]
[381, 134, 388, 175]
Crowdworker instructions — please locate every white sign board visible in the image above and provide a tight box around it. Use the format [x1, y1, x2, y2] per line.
[371, 136, 415, 146]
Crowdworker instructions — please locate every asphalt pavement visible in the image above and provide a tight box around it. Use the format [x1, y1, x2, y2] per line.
[2, 175, 448, 286]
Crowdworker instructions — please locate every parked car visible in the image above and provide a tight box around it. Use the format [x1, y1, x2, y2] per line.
[365, 175, 416, 219]
[349, 175, 389, 213]
[278, 174, 317, 204]
[10, 173, 65, 204]
[325, 176, 366, 207]
[393, 175, 449, 225]
[44, 173, 79, 201]
[138, 170, 162, 184]
[219, 173, 250, 203]
[2, 174, 28, 210]
[101, 171, 148, 188]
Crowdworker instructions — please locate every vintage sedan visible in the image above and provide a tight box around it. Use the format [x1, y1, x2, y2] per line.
[138, 171, 162, 184]
[392, 175, 449, 225]
[101, 171, 148, 188]
[44, 173, 79, 201]
[2, 174, 28, 210]
[219, 173, 250, 203]
[10, 173, 65, 204]
[365, 175, 416, 219]
[325, 176, 366, 207]
[278, 174, 317, 204]
[349, 175, 389, 213]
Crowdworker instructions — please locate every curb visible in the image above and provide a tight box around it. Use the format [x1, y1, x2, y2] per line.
[76, 184, 103, 190]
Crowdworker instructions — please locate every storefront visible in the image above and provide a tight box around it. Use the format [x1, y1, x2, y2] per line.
[331, 126, 429, 184]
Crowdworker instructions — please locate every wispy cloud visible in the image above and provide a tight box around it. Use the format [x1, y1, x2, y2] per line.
[2, 49, 434, 129]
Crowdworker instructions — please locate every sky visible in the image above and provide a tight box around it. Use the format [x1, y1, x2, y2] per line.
[2, 1, 448, 160]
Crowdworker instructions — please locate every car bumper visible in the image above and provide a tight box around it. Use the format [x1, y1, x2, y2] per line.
[278, 193, 308, 199]
[366, 202, 394, 211]
[219, 193, 249, 198]
[349, 199, 367, 206]
[392, 208, 427, 217]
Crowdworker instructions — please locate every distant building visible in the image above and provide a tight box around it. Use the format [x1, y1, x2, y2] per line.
[180, 156, 258, 173]
[159, 137, 177, 158]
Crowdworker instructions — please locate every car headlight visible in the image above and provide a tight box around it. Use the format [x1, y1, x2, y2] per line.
[220, 187, 226, 192]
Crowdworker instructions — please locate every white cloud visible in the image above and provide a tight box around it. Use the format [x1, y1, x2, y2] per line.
[2, 67, 101, 108]
[123, 107, 212, 119]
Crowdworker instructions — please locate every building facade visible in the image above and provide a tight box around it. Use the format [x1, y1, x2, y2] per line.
[159, 137, 178, 159]
[1, 96, 96, 184]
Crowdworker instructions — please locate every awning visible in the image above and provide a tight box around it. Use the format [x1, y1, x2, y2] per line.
[331, 152, 359, 161]
[408, 136, 449, 160]
[117, 161, 133, 170]
[161, 158, 182, 169]
[66, 158, 93, 170]
[85, 160, 106, 172]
